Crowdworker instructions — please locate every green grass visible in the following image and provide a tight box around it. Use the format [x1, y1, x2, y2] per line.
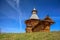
[0, 32, 60, 40]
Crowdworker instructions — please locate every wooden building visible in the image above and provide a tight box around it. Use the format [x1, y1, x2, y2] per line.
[25, 8, 54, 33]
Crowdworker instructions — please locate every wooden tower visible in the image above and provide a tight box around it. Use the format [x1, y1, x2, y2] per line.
[25, 8, 54, 33]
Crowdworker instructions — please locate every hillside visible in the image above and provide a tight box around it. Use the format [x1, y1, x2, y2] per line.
[0, 32, 60, 40]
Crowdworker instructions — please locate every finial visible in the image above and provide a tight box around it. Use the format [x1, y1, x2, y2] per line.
[33, 8, 36, 10]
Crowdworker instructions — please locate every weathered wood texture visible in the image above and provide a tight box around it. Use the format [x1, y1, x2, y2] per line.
[25, 18, 54, 33]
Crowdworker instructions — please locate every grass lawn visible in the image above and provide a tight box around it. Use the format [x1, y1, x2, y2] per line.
[0, 32, 60, 40]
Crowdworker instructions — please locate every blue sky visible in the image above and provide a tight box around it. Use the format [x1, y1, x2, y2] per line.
[0, 0, 60, 33]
